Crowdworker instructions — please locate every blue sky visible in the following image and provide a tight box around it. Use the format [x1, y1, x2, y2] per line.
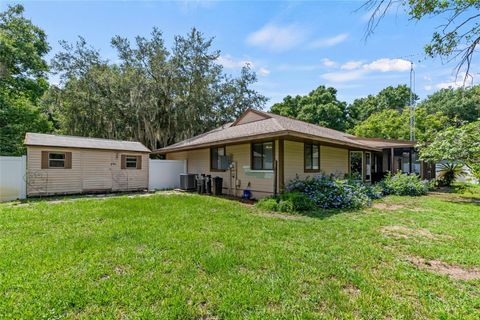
[5, 0, 473, 107]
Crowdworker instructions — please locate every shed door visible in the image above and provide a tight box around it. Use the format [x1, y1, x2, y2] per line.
[81, 151, 113, 192]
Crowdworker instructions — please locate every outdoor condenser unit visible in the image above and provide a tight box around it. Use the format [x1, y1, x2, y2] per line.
[180, 174, 197, 190]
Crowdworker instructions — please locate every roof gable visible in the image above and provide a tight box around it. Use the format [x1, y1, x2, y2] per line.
[231, 109, 270, 126]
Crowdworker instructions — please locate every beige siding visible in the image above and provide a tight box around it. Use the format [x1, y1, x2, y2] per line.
[166, 140, 350, 198]
[284, 140, 310, 183]
[167, 143, 275, 199]
[320, 146, 349, 177]
[27, 146, 148, 196]
[283, 141, 349, 186]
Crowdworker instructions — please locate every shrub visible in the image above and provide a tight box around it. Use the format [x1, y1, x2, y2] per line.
[437, 163, 467, 186]
[285, 174, 372, 210]
[380, 172, 429, 196]
[278, 191, 316, 211]
[255, 198, 278, 211]
[255, 192, 316, 213]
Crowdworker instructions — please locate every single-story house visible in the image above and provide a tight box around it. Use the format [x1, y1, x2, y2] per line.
[155, 109, 434, 199]
[25, 133, 151, 196]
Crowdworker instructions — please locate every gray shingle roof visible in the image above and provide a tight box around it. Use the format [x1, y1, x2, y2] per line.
[350, 137, 416, 148]
[25, 133, 151, 153]
[156, 109, 386, 153]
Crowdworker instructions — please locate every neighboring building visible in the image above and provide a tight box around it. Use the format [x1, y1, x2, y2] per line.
[155, 109, 433, 199]
[24, 133, 151, 196]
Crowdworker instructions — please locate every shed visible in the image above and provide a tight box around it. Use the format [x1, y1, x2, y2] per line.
[24, 133, 151, 196]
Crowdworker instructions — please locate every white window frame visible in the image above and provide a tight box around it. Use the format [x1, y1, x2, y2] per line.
[125, 156, 138, 169]
[48, 152, 66, 169]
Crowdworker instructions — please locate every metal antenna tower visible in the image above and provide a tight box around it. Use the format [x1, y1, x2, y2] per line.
[409, 61, 416, 141]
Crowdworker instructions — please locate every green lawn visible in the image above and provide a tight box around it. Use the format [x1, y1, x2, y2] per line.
[1, 192, 479, 319]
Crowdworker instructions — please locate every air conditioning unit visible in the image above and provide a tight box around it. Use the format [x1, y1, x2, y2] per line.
[180, 174, 197, 190]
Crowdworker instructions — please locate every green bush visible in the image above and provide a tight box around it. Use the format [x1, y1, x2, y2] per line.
[255, 192, 315, 213]
[278, 192, 316, 211]
[285, 174, 372, 210]
[256, 198, 278, 211]
[380, 172, 429, 196]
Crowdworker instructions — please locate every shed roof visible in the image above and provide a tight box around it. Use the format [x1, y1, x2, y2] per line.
[25, 133, 151, 153]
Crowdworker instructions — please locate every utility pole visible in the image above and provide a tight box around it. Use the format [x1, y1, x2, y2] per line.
[409, 61, 416, 141]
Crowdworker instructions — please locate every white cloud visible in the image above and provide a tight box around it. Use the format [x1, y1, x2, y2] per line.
[435, 81, 464, 89]
[258, 67, 270, 76]
[340, 60, 363, 70]
[321, 58, 411, 83]
[246, 23, 306, 51]
[363, 58, 411, 72]
[321, 58, 337, 67]
[309, 33, 349, 48]
[423, 74, 432, 81]
[217, 54, 270, 77]
[424, 85, 433, 91]
[217, 54, 254, 69]
[321, 69, 367, 82]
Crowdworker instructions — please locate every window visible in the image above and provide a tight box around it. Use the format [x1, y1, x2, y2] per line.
[251, 141, 273, 170]
[48, 152, 65, 168]
[210, 146, 226, 171]
[125, 156, 138, 169]
[350, 151, 363, 179]
[304, 143, 320, 171]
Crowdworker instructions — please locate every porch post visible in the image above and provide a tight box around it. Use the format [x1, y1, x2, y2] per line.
[278, 138, 284, 192]
[390, 148, 394, 173]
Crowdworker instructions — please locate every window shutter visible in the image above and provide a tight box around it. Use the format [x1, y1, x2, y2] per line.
[41, 151, 49, 169]
[136, 155, 142, 169]
[121, 155, 126, 169]
[65, 152, 72, 169]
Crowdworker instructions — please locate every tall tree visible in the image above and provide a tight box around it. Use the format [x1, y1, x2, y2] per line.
[419, 120, 480, 179]
[418, 85, 480, 123]
[0, 4, 52, 155]
[270, 85, 348, 131]
[350, 107, 451, 141]
[49, 28, 266, 150]
[347, 85, 417, 126]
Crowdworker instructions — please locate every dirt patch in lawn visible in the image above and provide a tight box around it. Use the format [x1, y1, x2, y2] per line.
[381, 225, 443, 240]
[259, 212, 305, 220]
[342, 284, 361, 297]
[407, 256, 480, 281]
[372, 203, 405, 211]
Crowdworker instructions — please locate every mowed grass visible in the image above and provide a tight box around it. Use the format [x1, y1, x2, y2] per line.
[1, 192, 479, 319]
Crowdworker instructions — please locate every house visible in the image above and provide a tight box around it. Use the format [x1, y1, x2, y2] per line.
[24, 133, 151, 196]
[155, 109, 433, 199]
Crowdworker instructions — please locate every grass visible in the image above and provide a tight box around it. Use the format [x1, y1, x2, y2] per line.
[1, 192, 479, 319]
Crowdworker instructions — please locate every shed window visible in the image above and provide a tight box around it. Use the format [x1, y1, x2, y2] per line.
[210, 146, 226, 170]
[48, 153, 65, 168]
[304, 143, 320, 171]
[252, 141, 273, 170]
[125, 156, 138, 169]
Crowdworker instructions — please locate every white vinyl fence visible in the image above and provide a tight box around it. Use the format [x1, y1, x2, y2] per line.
[0, 156, 27, 202]
[149, 159, 186, 191]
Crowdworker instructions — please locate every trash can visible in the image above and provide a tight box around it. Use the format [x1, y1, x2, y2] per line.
[196, 175, 205, 194]
[205, 175, 212, 194]
[212, 176, 223, 195]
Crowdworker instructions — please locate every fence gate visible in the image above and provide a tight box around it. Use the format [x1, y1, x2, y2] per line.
[149, 159, 186, 191]
[0, 156, 26, 202]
